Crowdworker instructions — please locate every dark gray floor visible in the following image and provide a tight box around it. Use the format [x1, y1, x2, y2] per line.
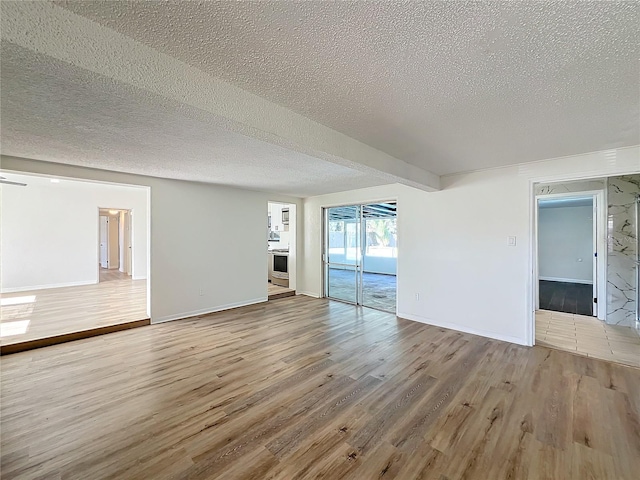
[327, 268, 396, 313]
[539, 280, 593, 316]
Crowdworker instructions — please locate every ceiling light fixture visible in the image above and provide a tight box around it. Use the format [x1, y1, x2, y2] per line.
[109, 210, 119, 215]
[50, 179, 60, 183]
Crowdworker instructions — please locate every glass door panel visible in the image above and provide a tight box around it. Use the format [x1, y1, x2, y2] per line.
[325, 205, 361, 304]
[361, 215, 397, 313]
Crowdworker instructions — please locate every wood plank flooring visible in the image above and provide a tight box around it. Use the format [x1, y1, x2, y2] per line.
[536, 310, 640, 368]
[267, 283, 295, 300]
[1, 274, 147, 345]
[2, 296, 639, 479]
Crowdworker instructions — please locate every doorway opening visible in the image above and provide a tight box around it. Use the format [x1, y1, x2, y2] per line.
[536, 194, 599, 317]
[323, 202, 397, 313]
[0, 171, 150, 353]
[267, 201, 296, 300]
[99, 209, 132, 282]
[532, 176, 640, 368]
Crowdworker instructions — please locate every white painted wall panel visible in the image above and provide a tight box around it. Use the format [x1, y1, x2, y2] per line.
[1, 177, 148, 292]
[0, 156, 301, 323]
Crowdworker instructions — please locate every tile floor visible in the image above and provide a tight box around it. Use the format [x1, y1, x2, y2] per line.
[535, 309, 640, 368]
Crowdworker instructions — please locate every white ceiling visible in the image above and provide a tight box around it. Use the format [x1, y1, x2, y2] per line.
[53, 0, 640, 174]
[1, 1, 638, 197]
[0, 42, 388, 197]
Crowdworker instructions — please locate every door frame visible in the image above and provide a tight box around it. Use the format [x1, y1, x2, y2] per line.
[533, 189, 606, 321]
[97, 207, 134, 281]
[99, 214, 109, 270]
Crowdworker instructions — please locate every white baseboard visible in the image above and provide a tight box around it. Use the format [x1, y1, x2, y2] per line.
[1, 279, 96, 294]
[152, 297, 268, 324]
[132, 276, 147, 280]
[297, 291, 321, 298]
[397, 311, 528, 346]
[539, 276, 593, 285]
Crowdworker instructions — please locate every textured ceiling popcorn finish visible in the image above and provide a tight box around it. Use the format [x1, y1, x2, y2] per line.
[0, 43, 386, 197]
[53, 0, 640, 174]
[1, 1, 639, 195]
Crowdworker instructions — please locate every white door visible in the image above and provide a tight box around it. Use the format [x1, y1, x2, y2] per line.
[99, 215, 108, 268]
[125, 211, 132, 275]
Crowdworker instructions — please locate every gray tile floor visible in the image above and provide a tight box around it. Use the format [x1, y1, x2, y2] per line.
[327, 268, 397, 313]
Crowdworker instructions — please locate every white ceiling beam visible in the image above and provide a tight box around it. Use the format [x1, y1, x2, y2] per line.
[1, 1, 440, 192]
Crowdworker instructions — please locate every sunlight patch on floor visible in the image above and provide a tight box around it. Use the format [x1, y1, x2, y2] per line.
[0, 320, 31, 337]
[1, 295, 36, 306]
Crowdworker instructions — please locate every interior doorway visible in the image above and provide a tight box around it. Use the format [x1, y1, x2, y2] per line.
[535, 194, 600, 317]
[0, 171, 150, 353]
[99, 209, 132, 282]
[532, 178, 640, 368]
[323, 202, 397, 313]
[267, 202, 296, 300]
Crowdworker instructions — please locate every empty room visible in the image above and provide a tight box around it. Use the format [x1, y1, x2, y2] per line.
[0, 171, 150, 352]
[1, 2, 639, 479]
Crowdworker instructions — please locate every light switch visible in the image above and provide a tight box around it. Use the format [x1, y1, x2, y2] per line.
[507, 236, 517, 246]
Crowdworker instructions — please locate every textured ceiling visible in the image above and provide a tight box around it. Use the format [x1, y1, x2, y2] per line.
[0, 43, 387, 197]
[54, 0, 640, 175]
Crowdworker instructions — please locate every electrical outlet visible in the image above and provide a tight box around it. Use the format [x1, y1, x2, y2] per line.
[415, 293, 420, 301]
[198, 288, 204, 296]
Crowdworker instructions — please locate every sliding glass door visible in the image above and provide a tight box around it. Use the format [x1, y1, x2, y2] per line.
[323, 202, 397, 313]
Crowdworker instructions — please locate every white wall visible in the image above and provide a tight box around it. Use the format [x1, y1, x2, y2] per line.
[1, 156, 301, 322]
[299, 146, 639, 346]
[538, 205, 593, 283]
[1, 175, 148, 292]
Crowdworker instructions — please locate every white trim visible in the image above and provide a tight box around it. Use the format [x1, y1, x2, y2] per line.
[527, 180, 536, 346]
[1, 279, 95, 293]
[297, 291, 321, 298]
[152, 297, 267, 324]
[539, 276, 593, 285]
[132, 275, 147, 280]
[398, 311, 528, 346]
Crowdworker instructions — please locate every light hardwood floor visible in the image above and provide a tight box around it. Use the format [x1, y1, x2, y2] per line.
[536, 310, 640, 368]
[1, 271, 147, 345]
[267, 282, 295, 300]
[1, 296, 639, 479]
